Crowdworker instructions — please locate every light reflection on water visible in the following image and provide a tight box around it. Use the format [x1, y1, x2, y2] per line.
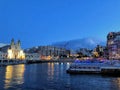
[47, 63, 54, 80]
[113, 78, 120, 89]
[0, 62, 120, 90]
[4, 65, 25, 89]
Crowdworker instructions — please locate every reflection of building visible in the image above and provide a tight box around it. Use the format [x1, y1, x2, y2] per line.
[4, 65, 25, 89]
[7, 39, 25, 60]
[107, 32, 120, 59]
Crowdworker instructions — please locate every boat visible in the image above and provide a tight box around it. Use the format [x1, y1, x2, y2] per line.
[66, 59, 120, 75]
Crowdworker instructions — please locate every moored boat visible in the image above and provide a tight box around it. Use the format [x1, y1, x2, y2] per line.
[66, 59, 120, 75]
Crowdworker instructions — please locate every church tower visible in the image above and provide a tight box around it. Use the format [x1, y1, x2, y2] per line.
[7, 39, 25, 60]
[16, 40, 21, 50]
[11, 38, 15, 50]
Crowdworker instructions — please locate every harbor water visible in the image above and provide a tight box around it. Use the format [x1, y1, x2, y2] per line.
[0, 63, 120, 90]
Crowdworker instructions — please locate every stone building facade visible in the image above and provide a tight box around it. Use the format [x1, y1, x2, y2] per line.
[25, 46, 71, 60]
[7, 39, 25, 60]
[107, 32, 120, 59]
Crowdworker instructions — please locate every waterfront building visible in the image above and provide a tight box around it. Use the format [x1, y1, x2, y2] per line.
[25, 53, 40, 60]
[7, 39, 25, 60]
[0, 51, 7, 60]
[107, 32, 120, 59]
[79, 48, 92, 57]
[25, 46, 70, 60]
[103, 47, 109, 59]
[76, 48, 92, 59]
[38, 46, 70, 59]
[93, 45, 105, 58]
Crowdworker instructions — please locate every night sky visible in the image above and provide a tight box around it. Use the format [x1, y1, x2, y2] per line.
[0, 0, 120, 48]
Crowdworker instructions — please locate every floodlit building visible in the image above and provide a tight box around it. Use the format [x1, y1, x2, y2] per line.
[7, 39, 25, 60]
[107, 32, 120, 60]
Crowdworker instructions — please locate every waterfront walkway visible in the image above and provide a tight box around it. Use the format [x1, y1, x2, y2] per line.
[0, 59, 75, 66]
[0, 60, 26, 66]
[27, 59, 75, 64]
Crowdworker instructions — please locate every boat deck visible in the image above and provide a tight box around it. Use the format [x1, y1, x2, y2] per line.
[67, 61, 120, 75]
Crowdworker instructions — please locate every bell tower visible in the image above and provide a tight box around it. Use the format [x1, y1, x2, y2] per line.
[7, 39, 25, 60]
[11, 38, 15, 49]
[17, 40, 21, 50]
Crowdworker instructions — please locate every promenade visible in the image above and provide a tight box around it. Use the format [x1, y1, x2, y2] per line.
[27, 59, 75, 64]
[0, 59, 75, 66]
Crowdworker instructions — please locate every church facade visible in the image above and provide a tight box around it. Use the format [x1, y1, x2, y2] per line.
[7, 39, 25, 60]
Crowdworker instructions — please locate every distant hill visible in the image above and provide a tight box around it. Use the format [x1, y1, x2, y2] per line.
[0, 43, 7, 48]
[0, 43, 9, 52]
[52, 37, 106, 50]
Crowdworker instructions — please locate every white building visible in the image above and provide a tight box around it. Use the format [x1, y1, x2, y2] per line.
[25, 53, 40, 60]
[7, 39, 25, 60]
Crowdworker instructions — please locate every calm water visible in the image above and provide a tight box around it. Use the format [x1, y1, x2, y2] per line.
[0, 63, 120, 90]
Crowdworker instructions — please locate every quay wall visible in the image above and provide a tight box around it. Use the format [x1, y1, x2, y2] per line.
[0, 59, 75, 65]
[26, 59, 75, 64]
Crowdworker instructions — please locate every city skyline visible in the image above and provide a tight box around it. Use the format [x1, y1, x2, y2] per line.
[0, 0, 120, 48]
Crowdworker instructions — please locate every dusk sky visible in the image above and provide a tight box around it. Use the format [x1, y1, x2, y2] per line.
[0, 0, 120, 48]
